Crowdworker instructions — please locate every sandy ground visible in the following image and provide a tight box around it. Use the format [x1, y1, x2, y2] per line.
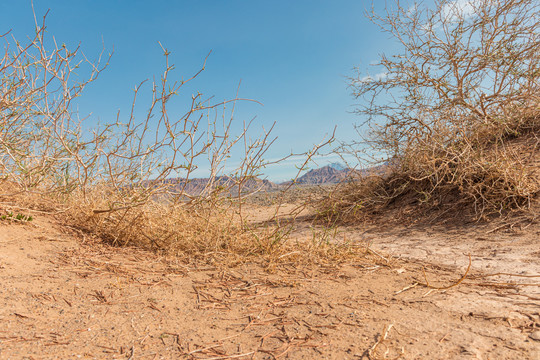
[0, 209, 539, 359]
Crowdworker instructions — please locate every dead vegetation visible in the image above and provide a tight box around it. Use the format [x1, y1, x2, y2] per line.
[2, 2, 540, 359]
[2, 217, 539, 359]
[320, 0, 540, 224]
[0, 8, 366, 267]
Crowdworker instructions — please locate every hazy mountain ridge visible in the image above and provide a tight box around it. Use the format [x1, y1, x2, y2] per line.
[159, 163, 388, 194]
[284, 162, 389, 186]
[162, 176, 279, 195]
[289, 165, 351, 185]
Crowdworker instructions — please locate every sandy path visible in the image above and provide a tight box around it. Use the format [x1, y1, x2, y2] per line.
[1, 215, 539, 359]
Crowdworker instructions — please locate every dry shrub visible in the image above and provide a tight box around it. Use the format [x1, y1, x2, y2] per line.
[0, 10, 364, 267]
[61, 187, 366, 267]
[321, 0, 540, 223]
[320, 128, 540, 223]
[65, 190, 254, 261]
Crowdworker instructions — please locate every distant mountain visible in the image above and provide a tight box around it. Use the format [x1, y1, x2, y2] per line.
[152, 162, 391, 195]
[281, 163, 390, 186]
[328, 162, 347, 171]
[289, 165, 352, 185]
[161, 176, 279, 196]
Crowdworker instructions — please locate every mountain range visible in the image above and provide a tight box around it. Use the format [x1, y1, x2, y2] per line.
[283, 165, 352, 185]
[161, 163, 388, 195]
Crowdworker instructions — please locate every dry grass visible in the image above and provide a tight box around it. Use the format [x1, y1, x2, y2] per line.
[319, 120, 540, 224]
[0, 152, 369, 269]
[318, 0, 540, 224]
[0, 9, 367, 268]
[62, 187, 369, 267]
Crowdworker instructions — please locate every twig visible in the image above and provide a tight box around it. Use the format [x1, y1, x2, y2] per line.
[369, 323, 394, 358]
[469, 272, 540, 279]
[199, 351, 255, 360]
[186, 344, 223, 355]
[394, 282, 418, 295]
[420, 254, 471, 290]
[367, 248, 390, 263]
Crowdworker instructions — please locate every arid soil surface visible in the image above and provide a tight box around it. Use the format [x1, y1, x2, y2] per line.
[1, 209, 539, 359]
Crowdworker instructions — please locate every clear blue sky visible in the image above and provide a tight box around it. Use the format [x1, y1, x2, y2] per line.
[1, 0, 400, 182]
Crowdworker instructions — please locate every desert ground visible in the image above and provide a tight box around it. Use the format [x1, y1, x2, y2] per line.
[1, 199, 539, 360]
[1, 0, 538, 359]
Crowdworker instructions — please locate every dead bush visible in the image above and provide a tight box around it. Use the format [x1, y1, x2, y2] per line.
[0, 10, 364, 266]
[323, 0, 539, 222]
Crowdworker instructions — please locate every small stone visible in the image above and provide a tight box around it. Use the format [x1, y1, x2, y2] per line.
[529, 330, 540, 341]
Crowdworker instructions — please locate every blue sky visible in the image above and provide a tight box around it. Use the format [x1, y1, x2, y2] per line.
[1, 0, 399, 182]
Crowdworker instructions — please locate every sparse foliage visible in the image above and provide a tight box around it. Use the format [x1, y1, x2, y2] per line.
[0, 10, 355, 265]
[324, 0, 539, 221]
[0, 10, 278, 253]
[0, 211, 33, 222]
